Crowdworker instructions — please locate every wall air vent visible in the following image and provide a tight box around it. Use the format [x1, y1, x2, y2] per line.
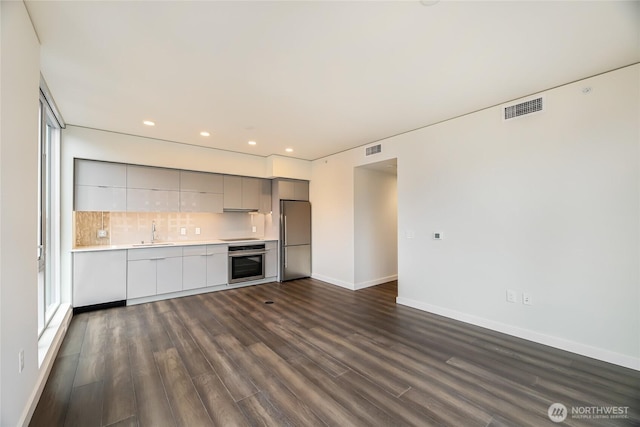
[503, 96, 544, 121]
[365, 144, 382, 156]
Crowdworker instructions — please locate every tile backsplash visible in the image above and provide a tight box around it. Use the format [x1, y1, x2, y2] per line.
[74, 211, 267, 247]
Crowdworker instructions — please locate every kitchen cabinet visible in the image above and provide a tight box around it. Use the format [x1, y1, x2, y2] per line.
[182, 245, 208, 290]
[223, 176, 263, 211]
[74, 159, 127, 211]
[127, 246, 183, 299]
[206, 244, 228, 286]
[260, 179, 272, 213]
[127, 188, 180, 212]
[265, 241, 277, 278]
[127, 165, 180, 190]
[73, 250, 127, 307]
[127, 165, 180, 212]
[180, 170, 224, 213]
[276, 179, 309, 201]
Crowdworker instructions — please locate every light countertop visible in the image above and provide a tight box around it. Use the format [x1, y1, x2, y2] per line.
[72, 238, 277, 253]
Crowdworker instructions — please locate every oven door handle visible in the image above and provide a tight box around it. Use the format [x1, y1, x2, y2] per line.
[228, 251, 267, 257]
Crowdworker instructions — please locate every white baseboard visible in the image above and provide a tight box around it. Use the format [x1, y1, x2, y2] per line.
[311, 273, 355, 290]
[354, 274, 398, 290]
[396, 296, 640, 372]
[20, 305, 73, 426]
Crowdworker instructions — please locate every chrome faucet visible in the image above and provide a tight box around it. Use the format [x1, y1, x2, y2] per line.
[151, 221, 157, 243]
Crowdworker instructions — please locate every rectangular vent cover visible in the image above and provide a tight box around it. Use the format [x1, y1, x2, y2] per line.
[503, 97, 544, 120]
[366, 144, 382, 156]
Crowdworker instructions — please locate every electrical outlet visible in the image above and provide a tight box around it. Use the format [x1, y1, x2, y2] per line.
[97, 229, 108, 238]
[180, 227, 187, 236]
[506, 289, 518, 303]
[195, 227, 201, 235]
[19, 349, 24, 373]
[523, 293, 532, 305]
[252, 226, 257, 233]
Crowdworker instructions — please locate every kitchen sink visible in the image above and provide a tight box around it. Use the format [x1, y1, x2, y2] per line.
[132, 242, 176, 247]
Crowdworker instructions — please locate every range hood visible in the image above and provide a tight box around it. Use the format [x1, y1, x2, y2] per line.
[223, 208, 259, 213]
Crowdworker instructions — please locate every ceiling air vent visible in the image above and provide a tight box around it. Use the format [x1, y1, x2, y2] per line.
[503, 96, 544, 121]
[366, 144, 382, 156]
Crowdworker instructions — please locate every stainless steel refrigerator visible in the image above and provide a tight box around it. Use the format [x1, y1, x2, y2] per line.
[280, 200, 311, 281]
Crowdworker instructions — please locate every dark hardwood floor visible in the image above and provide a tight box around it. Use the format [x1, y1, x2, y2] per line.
[30, 279, 639, 426]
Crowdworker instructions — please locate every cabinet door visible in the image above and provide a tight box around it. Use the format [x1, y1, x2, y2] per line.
[75, 160, 127, 187]
[75, 185, 127, 211]
[242, 177, 261, 210]
[127, 259, 156, 299]
[127, 189, 180, 212]
[294, 181, 309, 201]
[180, 171, 223, 193]
[127, 165, 180, 190]
[156, 257, 183, 295]
[183, 246, 207, 290]
[265, 241, 278, 278]
[278, 180, 295, 200]
[207, 245, 228, 286]
[180, 192, 223, 213]
[223, 175, 243, 209]
[73, 250, 127, 306]
[260, 179, 272, 213]
[206, 253, 227, 286]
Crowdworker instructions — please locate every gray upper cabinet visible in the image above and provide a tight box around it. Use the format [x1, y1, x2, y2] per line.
[127, 165, 180, 190]
[180, 170, 223, 193]
[180, 171, 224, 213]
[260, 179, 272, 213]
[223, 176, 243, 210]
[127, 165, 180, 212]
[241, 177, 261, 211]
[76, 159, 127, 187]
[74, 159, 127, 211]
[277, 179, 309, 201]
[224, 176, 263, 211]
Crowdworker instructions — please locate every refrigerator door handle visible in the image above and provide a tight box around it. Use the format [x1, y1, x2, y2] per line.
[283, 215, 287, 246]
[284, 247, 288, 268]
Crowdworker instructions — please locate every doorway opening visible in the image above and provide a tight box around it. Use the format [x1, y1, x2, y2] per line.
[354, 158, 398, 295]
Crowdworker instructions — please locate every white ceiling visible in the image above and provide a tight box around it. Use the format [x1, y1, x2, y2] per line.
[25, 1, 639, 161]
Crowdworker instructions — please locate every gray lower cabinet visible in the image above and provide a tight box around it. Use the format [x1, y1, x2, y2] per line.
[127, 246, 183, 299]
[73, 250, 127, 307]
[182, 246, 208, 290]
[206, 245, 228, 286]
[265, 241, 277, 278]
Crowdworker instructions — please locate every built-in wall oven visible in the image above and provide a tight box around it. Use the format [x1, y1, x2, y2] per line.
[228, 243, 266, 284]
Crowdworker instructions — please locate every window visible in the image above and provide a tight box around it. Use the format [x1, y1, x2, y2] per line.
[37, 91, 61, 336]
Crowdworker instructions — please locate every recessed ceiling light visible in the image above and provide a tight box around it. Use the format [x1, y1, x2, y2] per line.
[143, 120, 155, 126]
[285, 148, 293, 153]
[200, 131, 210, 137]
[248, 141, 257, 146]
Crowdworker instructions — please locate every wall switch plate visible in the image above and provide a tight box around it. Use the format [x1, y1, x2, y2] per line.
[523, 293, 532, 305]
[19, 349, 24, 373]
[195, 227, 201, 235]
[506, 289, 518, 303]
[180, 227, 187, 236]
[252, 226, 257, 233]
[97, 229, 108, 238]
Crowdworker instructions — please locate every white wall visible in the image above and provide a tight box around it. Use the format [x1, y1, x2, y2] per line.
[354, 166, 397, 289]
[0, 2, 42, 425]
[312, 65, 640, 369]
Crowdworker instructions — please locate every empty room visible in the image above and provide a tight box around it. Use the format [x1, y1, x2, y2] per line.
[1, 1, 639, 426]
